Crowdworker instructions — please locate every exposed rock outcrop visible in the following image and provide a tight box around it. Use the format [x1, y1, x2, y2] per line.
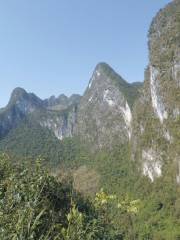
[77, 63, 141, 150]
[132, 0, 180, 182]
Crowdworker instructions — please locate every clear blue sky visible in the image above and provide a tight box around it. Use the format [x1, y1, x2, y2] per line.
[0, 0, 170, 107]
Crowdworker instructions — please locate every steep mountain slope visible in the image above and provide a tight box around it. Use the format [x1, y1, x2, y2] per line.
[0, 88, 81, 141]
[37, 106, 78, 140]
[132, 0, 180, 182]
[0, 117, 83, 168]
[0, 64, 143, 197]
[0, 64, 142, 154]
[0, 87, 43, 138]
[1, 1, 180, 239]
[77, 63, 142, 150]
[44, 94, 81, 111]
[40, 94, 81, 139]
[0, 1, 178, 187]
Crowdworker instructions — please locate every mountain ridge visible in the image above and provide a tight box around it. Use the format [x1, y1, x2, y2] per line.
[0, 63, 142, 147]
[0, 0, 179, 184]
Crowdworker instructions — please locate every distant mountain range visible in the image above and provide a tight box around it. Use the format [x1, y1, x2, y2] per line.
[0, 62, 142, 151]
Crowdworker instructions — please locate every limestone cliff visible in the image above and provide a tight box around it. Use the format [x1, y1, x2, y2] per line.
[132, 0, 180, 182]
[77, 63, 141, 150]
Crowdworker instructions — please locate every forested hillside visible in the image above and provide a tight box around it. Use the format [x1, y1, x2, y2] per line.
[1, 153, 180, 239]
[0, 0, 180, 239]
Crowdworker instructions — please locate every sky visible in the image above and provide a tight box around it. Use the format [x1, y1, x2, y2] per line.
[0, 0, 171, 108]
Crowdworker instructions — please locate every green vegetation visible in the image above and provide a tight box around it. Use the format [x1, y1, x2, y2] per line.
[1, 141, 180, 239]
[0, 119, 84, 168]
[0, 112, 180, 239]
[0, 153, 121, 240]
[0, 1, 179, 239]
[97, 63, 143, 108]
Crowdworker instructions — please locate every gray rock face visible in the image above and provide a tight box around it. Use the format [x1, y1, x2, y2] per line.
[44, 94, 68, 110]
[0, 88, 43, 138]
[39, 105, 78, 140]
[132, 0, 180, 182]
[0, 64, 142, 149]
[77, 63, 141, 150]
[37, 62, 142, 146]
[44, 94, 81, 111]
[0, 1, 179, 185]
[0, 88, 80, 141]
[40, 94, 80, 139]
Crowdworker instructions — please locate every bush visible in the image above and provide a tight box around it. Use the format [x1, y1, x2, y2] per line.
[0, 154, 122, 240]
